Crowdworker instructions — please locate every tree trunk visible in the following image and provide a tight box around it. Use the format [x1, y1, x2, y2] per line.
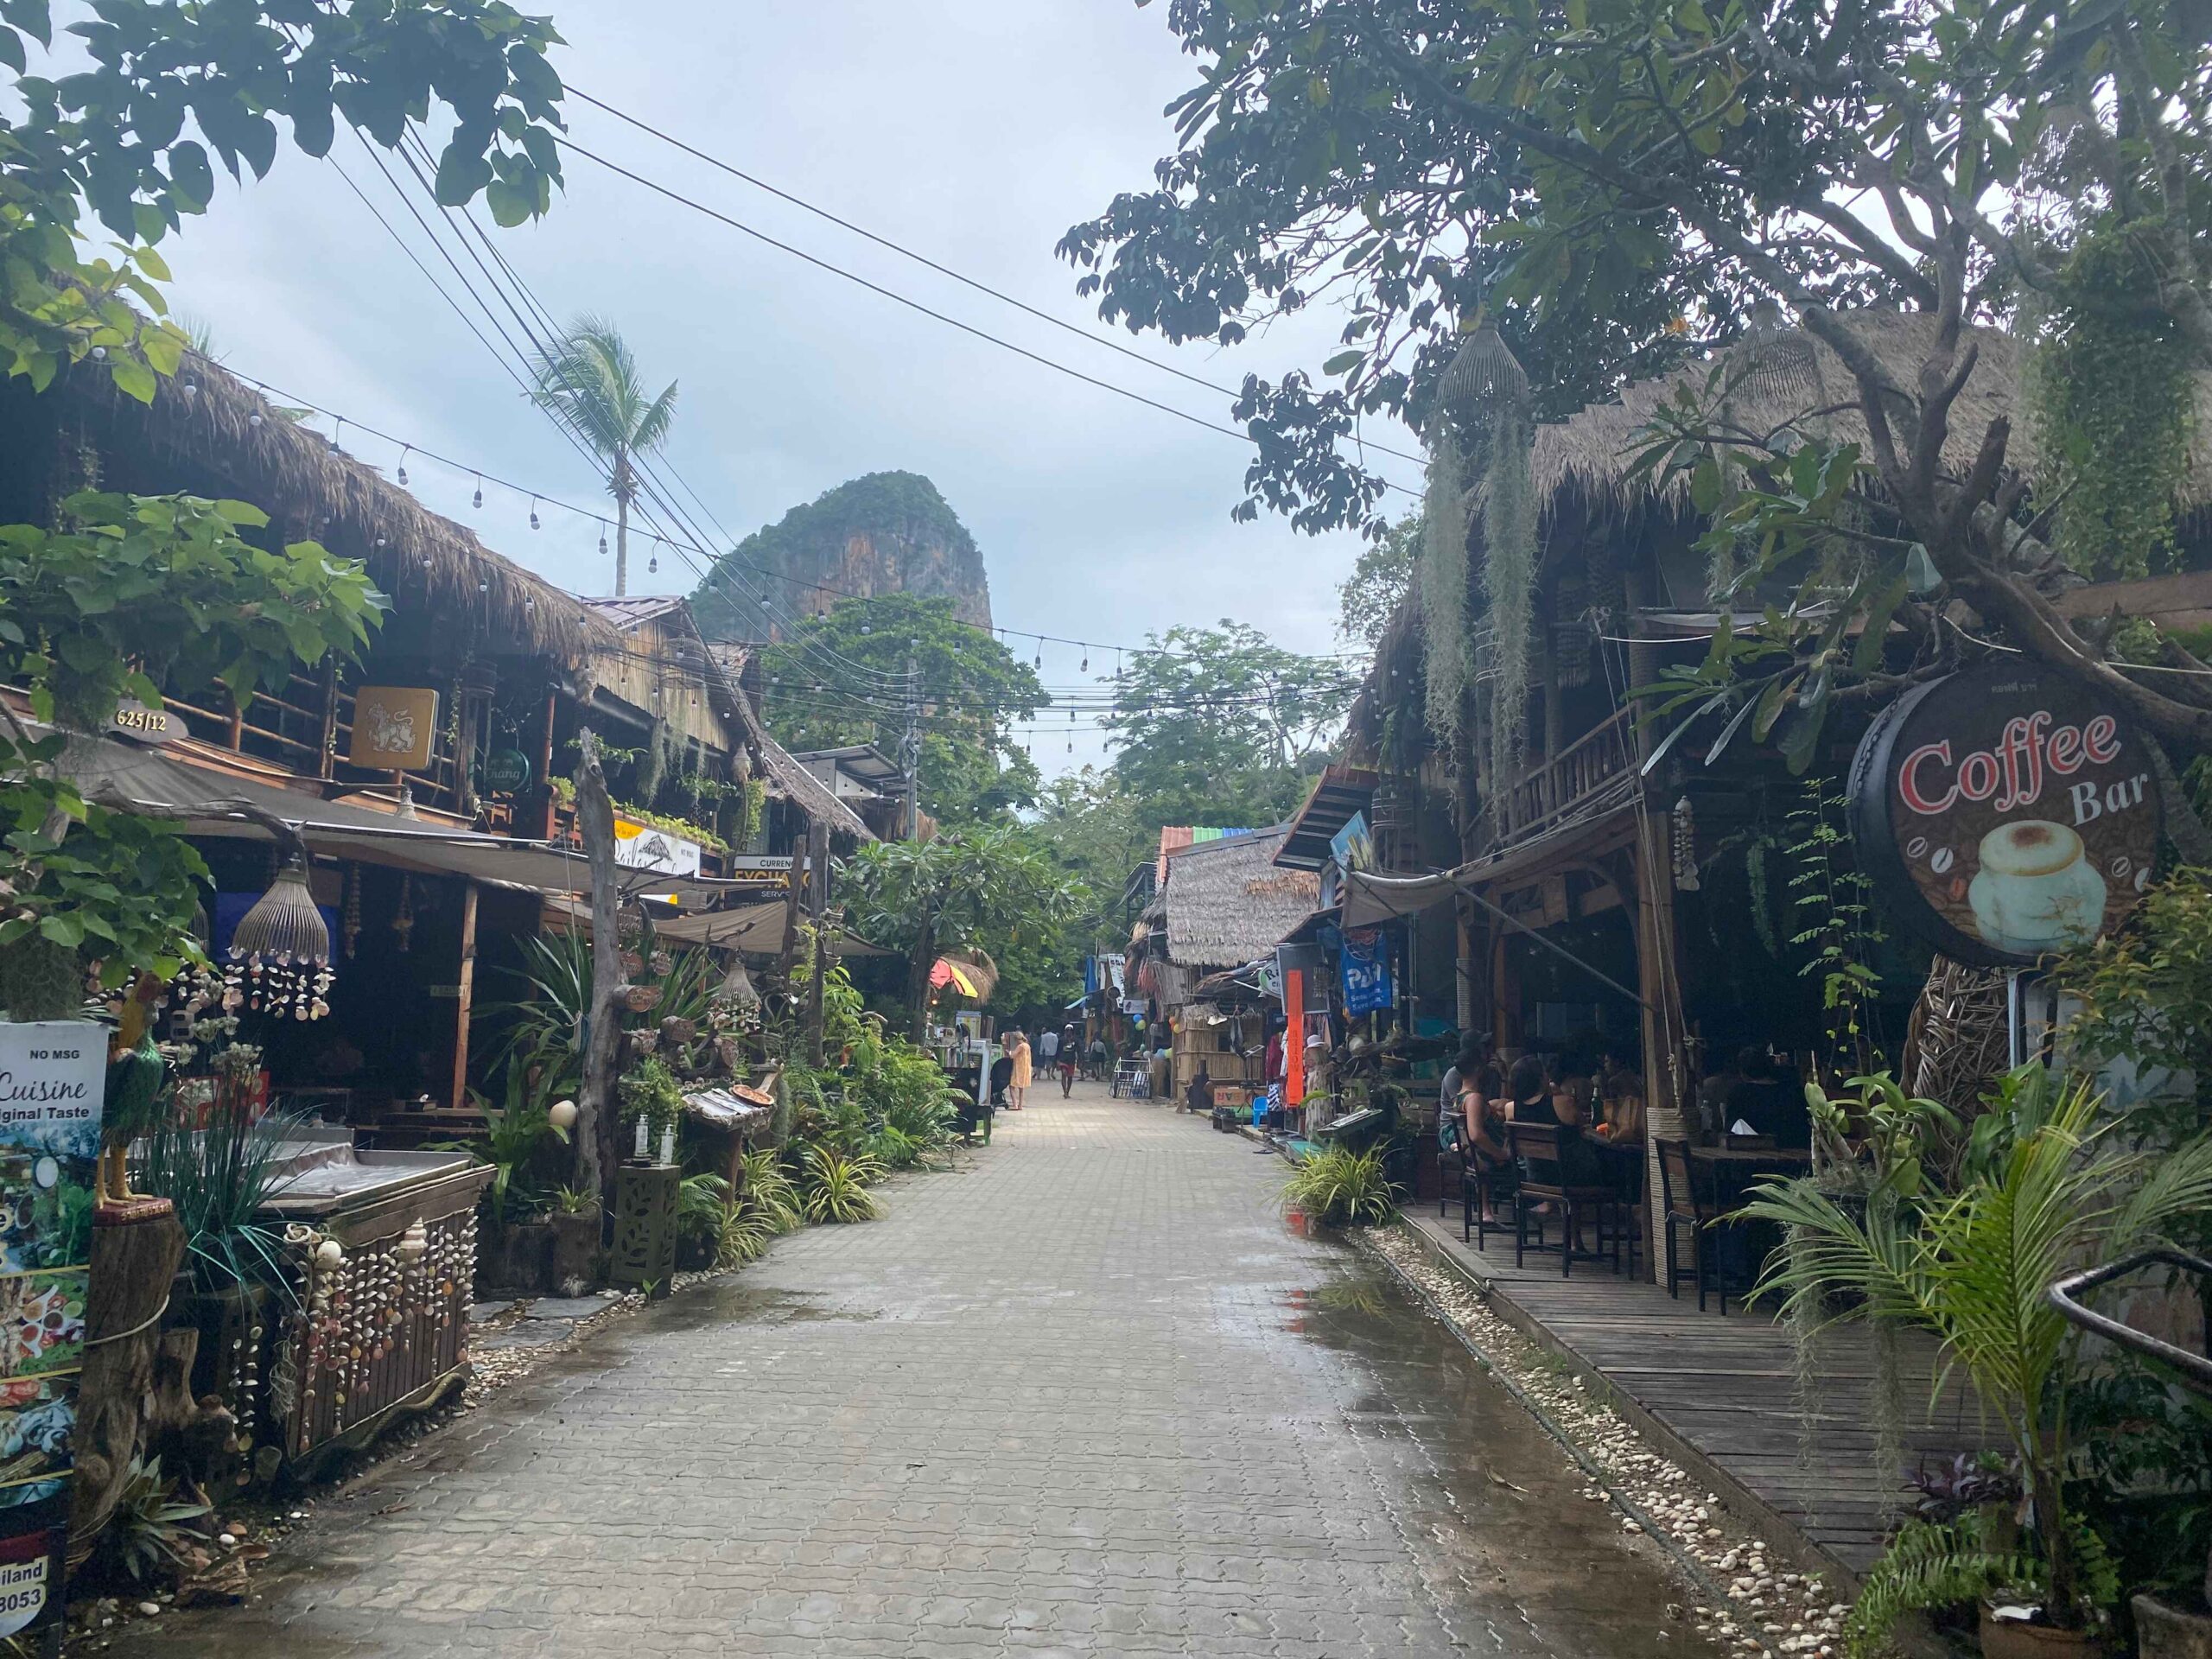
[805, 819, 829, 1067]
[69, 1204, 188, 1564]
[573, 731, 629, 1203]
[613, 457, 631, 600]
[908, 912, 936, 1043]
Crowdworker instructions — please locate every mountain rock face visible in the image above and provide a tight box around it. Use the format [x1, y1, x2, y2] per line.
[691, 471, 993, 639]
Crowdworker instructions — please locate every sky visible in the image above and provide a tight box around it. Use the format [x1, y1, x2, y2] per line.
[134, 2, 1419, 775]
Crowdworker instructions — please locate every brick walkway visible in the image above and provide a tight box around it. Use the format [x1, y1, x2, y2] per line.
[113, 1084, 1720, 1658]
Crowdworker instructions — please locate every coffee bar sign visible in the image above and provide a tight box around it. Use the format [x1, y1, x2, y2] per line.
[1849, 664, 2161, 967]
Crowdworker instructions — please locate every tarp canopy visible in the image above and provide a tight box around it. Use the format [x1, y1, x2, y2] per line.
[54, 730, 742, 906]
[1339, 799, 1637, 929]
[646, 900, 889, 957]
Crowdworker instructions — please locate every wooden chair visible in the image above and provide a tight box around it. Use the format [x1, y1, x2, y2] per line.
[1437, 1135, 1469, 1219]
[1656, 1138, 1725, 1313]
[1463, 1152, 1519, 1252]
[1505, 1122, 1620, 1277]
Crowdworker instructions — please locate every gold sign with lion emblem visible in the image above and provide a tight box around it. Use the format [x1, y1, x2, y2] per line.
[348, 686, 439, 772]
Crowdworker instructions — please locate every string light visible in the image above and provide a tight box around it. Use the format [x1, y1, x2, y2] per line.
[648, 552, 658, 575]
[472, 475, 483, 510]
[529, 497, 541, 531]
[396, 446, 410, 486]
[598, 528, 608, 556]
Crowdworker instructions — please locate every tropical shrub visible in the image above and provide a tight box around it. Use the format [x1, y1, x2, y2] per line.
[799, 1146, 882, 1224]
[736, 1147, 804, 1236]
[676, 1173, 773, 1271]
[1281, 1147, 1396, 1226]
[1744, 1073, 2212, 1643]
[138, 1104, 308, 1297]
[102, 1458, 209, 1584]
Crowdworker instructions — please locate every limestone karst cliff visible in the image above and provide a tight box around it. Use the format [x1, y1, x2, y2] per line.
[691, 471, 992, 639]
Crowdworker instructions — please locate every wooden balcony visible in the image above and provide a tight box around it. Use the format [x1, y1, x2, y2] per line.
[1489, 704, 1637, 851]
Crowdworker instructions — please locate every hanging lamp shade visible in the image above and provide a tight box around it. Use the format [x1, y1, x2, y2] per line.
[1731, 297, 1816, 399]
[1436, 322, 1529, 431]
[230, 854, 331, 967]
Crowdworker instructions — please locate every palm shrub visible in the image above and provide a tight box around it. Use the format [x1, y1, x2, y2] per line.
[1742, 1071, 2212, 1646]
[676, 1174, 773, 1270]
[101, 1457, 209, 1583]
[1281, 1147, 1396, 1226]
[799, 1146, 882, 1224]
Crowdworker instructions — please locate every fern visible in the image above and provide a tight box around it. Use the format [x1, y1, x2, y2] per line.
[1845, 1518, 2033, 1658]
[1282, 1147, 1397, 1226]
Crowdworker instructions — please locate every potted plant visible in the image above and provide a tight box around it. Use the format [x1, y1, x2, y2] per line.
[1744, 1071, 2212, 1656]
[546, 1187, 600, 1292]
[443, 1065, 569, 1294]
[1281, 1146, 1396, 1234]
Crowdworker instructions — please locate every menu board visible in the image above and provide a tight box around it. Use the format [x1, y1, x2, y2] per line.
[0, 1022, 105, 1643]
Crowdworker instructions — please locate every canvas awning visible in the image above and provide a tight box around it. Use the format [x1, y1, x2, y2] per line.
[54, 730, 741, 906]
[644, 899, 890, 957]
[1339, 798, 1638, 928]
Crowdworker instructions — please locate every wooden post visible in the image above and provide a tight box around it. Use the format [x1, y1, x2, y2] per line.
[70, 1205, 187, 1566]
[226, 692, 245, 751]
[573, 731, 629, 1204]
[804, 818, 829, 1067]
[448, 880, 479, 1112]
[1632, 815, 1688, 1282]
[317, 664, 339, 780]
[779, 811, 807, 981]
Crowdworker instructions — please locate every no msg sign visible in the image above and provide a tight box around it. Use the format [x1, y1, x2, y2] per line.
[1848, 664, 2160, 967]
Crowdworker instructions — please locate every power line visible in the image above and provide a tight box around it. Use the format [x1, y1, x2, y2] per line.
[554, 133, 1421, 500]
[569, 86, 1428, 474]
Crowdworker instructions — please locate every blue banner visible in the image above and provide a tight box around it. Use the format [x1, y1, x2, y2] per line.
[1338, 927, 1395, 1015]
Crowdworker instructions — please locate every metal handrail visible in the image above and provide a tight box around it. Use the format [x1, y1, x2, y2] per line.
[2046, 1248, 2212, 1395]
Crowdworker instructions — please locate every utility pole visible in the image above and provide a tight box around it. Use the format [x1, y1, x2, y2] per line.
[899, 640, 921, 841]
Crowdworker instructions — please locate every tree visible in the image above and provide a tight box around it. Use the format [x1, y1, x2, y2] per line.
[1337, 514, 1417, 651]
[0, 493, 385, 1015]
[1103, 621, 1355, 828]
[760, 594, 1045, 823]
[1027, 766, 1154, 966]
[530, 317, 677, 599]
[1068, 0, 2212, 811]
[2, 0, 565, 404]
[842, 823, 1083, 1039]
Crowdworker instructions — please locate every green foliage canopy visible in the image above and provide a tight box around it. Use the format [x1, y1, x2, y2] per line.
[1103, 621, 1355, 827]
[760, 594, 1045, 823]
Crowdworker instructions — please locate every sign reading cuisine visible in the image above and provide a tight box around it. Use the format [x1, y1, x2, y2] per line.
[1848, 664, 2160, 966]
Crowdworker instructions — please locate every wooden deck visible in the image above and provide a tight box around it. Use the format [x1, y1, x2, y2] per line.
[1401, 1209, 1983, 1584]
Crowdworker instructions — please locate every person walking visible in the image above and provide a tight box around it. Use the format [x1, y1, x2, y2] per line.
[1005, 1029, 1033, 1110]
[1058, 1022, 1081, 1096]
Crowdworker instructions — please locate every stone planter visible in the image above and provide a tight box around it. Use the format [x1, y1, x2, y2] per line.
[1980, 1605, 2101, 1658]
[548, 1211, 600, 1292]
[488, 1218, 554, 1294]
[2135, 1594, 2212, 1659]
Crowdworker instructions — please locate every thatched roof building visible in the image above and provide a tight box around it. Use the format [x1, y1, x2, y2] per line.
[14, 350, 616, 670]
[1141, 827, 1319, 970]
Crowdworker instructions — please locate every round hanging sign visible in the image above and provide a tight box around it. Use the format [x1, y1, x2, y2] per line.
[482, 748, 532, 794]
[1847, 663, 2161, 967]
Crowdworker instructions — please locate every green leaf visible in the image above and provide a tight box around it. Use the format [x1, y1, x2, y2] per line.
[36, 912, 84, 950]
[107, 356, 157, 404]
[1322, 349, 1365, 375]
[484, 176, 536, 227]
[211, 499, 271, 528]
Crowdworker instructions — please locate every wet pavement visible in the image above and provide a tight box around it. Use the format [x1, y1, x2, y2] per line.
[111, 1083, 1724, 1657]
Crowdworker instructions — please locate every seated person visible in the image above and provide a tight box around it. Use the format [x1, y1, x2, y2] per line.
[1184, 1065, 1215, 1116]
[1592, 1048, 1646, 1147]
[1726, 1046, 1811, 1149]
[1507, 1053, 1603, 1186]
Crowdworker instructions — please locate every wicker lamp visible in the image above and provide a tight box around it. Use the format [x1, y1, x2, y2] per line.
[227, 851, 335, 1020]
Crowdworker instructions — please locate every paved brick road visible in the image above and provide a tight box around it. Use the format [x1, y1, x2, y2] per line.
[115, 1084, 1716, 1657]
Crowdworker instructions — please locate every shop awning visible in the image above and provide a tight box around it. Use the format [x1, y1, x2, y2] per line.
[55, 731, 741, 906]
[553, 897, 889, 957]
[1274, 766, 1378, 872]
[1339, 798, 1637, 928]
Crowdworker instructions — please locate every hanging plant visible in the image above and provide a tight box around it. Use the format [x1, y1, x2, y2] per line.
[2031, 221, 2195, 582]
[1480, 397, 1537, 782]
[1419, 423, 1471, 748]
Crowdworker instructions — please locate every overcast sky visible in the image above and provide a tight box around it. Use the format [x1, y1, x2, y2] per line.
[140, 3, 1417, 774]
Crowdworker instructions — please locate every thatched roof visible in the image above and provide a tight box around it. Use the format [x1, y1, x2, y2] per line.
[1151, 828, 1319, 969]
[1530, 308, 2212, 513]
[49, 351, 616, 667]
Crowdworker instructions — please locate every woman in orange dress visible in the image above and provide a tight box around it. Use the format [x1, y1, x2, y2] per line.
[1005, 1029, 1033, 1109]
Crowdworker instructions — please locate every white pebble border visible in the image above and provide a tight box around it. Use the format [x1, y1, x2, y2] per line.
[1364, 1224, 1853, 1657]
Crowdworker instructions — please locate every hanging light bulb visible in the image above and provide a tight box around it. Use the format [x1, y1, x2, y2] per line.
[529, 497, 541, 531]
[181, 379, 199, 400]
[649, 552, 658, 575]
[396, 446, 410, 486]
[598, 527, 608, 556]
[248, 412, 264, 429]
[1034, 639, 1043, 669]
[1080, 652, 1089, 672]
[472, 475, 483, 510]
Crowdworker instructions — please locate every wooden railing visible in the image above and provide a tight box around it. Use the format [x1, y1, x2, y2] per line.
[1490, 704, 1637, 851]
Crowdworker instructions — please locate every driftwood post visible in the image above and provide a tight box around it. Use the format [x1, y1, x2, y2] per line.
[573, 731, 628, 1205]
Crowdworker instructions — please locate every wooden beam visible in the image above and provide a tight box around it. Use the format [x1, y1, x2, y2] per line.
[448, 880, 480, 1113]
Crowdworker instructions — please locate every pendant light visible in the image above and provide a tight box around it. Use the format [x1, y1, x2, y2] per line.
[226, 849, 336, 1021]
[472, 475, 483, 510]
[529, 497, 541, 531]
[396, 446, 410, 486]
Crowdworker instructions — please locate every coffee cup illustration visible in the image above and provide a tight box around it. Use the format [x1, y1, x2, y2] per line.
[1966, 819, 2107, 954]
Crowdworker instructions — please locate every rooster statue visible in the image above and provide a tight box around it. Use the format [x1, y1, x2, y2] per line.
[99, 976, 168, 1207]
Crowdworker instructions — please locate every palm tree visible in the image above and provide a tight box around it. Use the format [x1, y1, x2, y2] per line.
[528, 316, 677, 597]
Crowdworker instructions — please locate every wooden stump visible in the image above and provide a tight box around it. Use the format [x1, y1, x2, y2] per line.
[68, 1200, 186, 1567]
